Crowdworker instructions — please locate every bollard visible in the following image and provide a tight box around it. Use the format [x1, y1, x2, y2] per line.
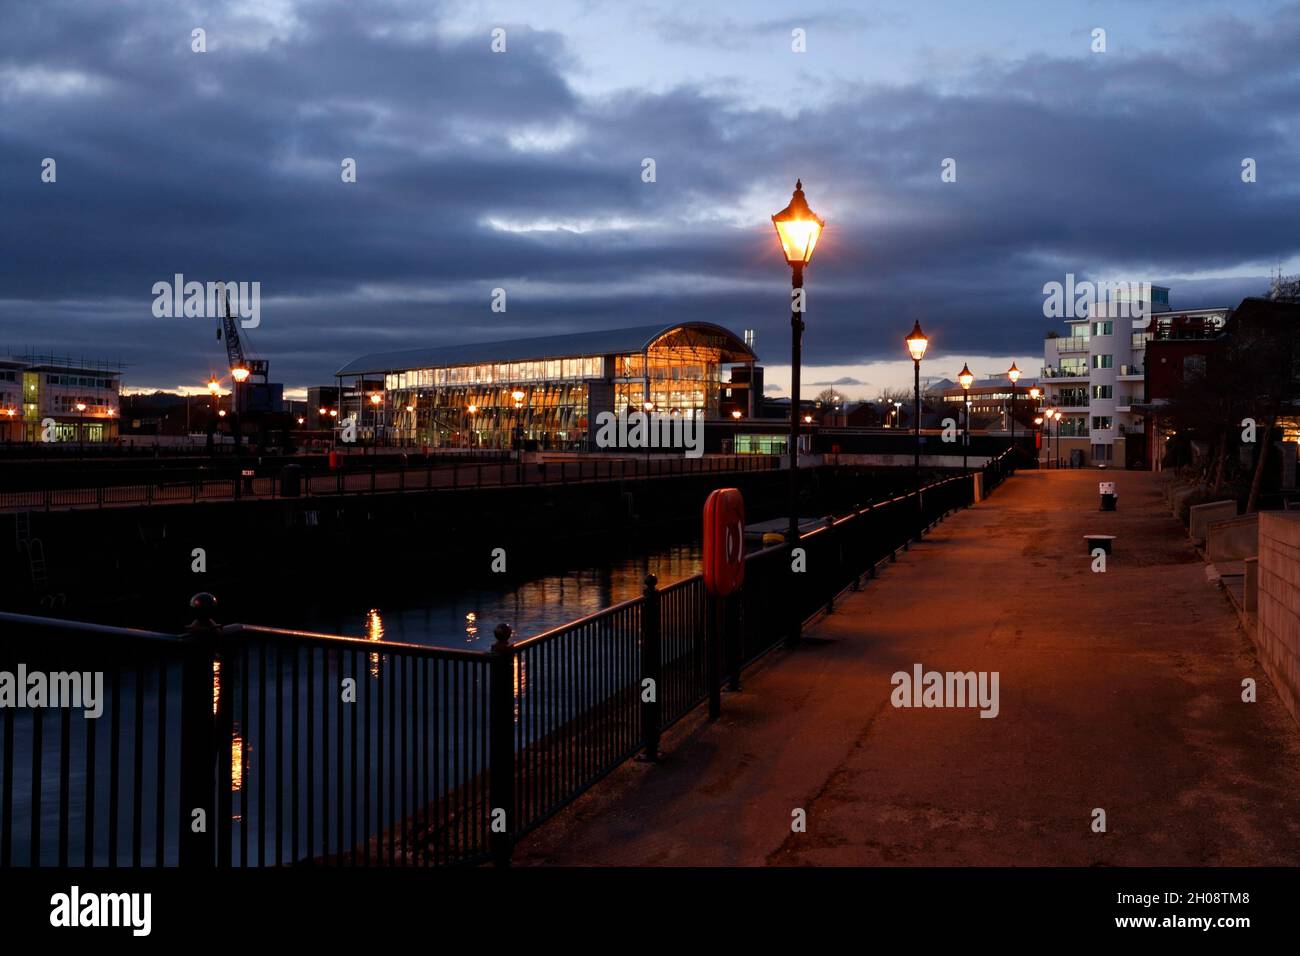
[1099, 481, 1117, 511]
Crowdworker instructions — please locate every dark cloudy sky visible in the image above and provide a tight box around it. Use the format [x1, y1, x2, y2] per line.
[2, 0, 1298, 397]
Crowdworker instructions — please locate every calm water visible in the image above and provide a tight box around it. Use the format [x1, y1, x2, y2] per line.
[276, 541, 705, 648]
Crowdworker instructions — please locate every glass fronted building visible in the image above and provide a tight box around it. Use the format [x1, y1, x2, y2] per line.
[335, 323, 758, 450]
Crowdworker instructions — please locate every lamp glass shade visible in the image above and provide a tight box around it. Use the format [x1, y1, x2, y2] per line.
[905, 320, 928, 362]
[771, 180, 825, 266]
[231, 367, 250, 383]
[1008, 362, 1021, 383]
[958, 363, 974, 390]
[1028, 387, 1041, 400]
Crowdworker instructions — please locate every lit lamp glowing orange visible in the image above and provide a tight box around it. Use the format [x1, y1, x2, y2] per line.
[803, 414, 813, 424]
[771, 179, 825, 268]
[772, 180, 825, 555]
[230, 367, 250, 384]
[731, 409, 742, 421]
[208, 378, 221, 395]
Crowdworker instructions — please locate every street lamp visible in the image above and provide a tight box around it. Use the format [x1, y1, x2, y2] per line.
[369, 392, 382, 453]
[1007, 361, 1020, 452]
[892, 399, 902, 429]
[75, 401, 87, 450]
[958, 362, 974, 473]
[1053, 410, 1062, 468]
[772, 179, 825, 552]
[467, 403, 478, 449]
[230, 366, 249, 453]
[511, 389, 526, 465]
[905, 321, 929, 530]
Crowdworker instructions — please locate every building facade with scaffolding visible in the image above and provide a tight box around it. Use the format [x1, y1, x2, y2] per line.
[0, 354, 123, 444]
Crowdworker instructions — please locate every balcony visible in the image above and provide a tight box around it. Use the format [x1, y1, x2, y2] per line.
[1041, 366, 1089, 380]
[1055, 337, 1090, 353]
[1117, 364, 1144, 379]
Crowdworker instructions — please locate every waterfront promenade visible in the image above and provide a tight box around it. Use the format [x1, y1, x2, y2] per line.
[515, 469, 1300, 866]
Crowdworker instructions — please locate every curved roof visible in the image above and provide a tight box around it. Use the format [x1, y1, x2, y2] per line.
[336, 322, 756, 376]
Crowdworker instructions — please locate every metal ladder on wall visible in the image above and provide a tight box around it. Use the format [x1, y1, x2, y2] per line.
[14, 511, 48, 589]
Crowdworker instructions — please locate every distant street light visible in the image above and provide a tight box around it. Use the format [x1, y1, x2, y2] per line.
[1007, 361, 1020, 453]
[75, 401, 87, 450]
[772, 179, 824, 554]
[905, 321, 929, 528]
[1053, 410, 1063, 467]
[511, 390, 526, 464]
[369, 392, 383, 453]
[958, 362, 974, 474]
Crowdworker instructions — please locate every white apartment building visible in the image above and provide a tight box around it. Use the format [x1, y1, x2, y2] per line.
[1040, 284, 1170, 468]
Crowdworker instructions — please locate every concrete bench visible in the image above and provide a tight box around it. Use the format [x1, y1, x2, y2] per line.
[1205, 512, 1258, 562]
[1189, 499, 1237, 545]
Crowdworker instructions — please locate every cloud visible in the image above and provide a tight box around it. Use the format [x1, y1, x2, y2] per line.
[1, 0, 1298, 389]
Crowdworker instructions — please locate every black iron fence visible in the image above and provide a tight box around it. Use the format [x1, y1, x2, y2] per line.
[1, 452, 1013, 867]
[0, 454, 781, 512]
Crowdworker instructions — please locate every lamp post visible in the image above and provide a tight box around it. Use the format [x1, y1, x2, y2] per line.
[892, 399, 902, 429]
[906, 321, 929, 535]
[958, 363, 974, 473]
[1042, 408, 1055, 468]
[468, 404, 478, 449]
[1034, 416, 1044, 468]
[75, 401, 87, 451]
[231, 365, 249, 454]
[771, 180, 825, 549]
[369, 392, 382, 454]
[511, 390, 525, 478]
[1053, 410, 1062, 468]
[1007, 362, 1020, 451]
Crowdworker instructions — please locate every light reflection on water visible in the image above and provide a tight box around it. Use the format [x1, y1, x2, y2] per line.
[296, 541, 702, 648]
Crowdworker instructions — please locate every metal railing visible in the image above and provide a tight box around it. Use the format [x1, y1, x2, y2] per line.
[0, 454, 782, 513]
[1, 451, 1014, 867]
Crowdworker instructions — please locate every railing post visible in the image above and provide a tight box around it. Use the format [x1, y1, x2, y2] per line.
[638, 574, 662, 762]
[489, 623, 516, 867]
[180, 593, 219, 868]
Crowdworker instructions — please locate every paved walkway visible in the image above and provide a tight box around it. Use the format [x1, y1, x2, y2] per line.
[515, 469, 1300, 866]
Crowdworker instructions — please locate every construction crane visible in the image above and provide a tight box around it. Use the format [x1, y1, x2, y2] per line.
[217, 289, 269, 382]
[213, 289, 287, 451]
